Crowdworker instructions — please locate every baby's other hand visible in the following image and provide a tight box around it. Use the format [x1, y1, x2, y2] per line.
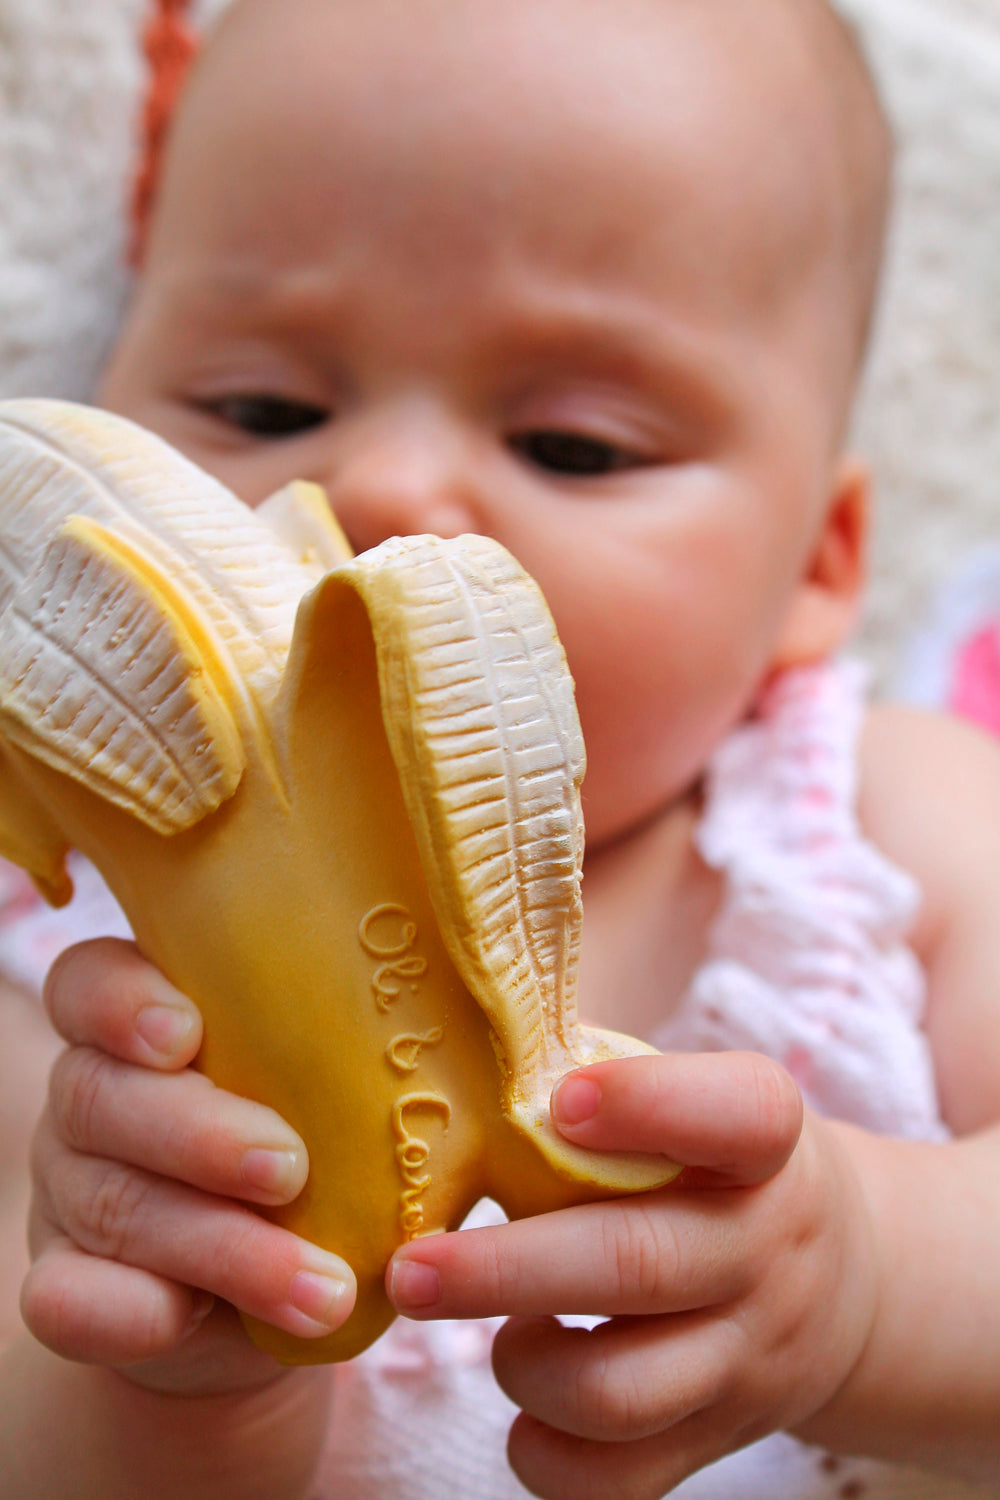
[389, 1051, 879, 1500]
[22, 939, 356, 1397]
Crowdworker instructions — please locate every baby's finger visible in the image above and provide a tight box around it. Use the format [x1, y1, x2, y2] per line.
[389, 1189, 750, 1321]
[505, 1406, 743, 1500]
[43, 938, 201, 1070]
[38, 1141, 355, 1340]
[21, 1235, 214, 1365]
[46, 1049, 308, 1206]
[551, 1051, 802, 1185]
[492, 1311, 738, 1444]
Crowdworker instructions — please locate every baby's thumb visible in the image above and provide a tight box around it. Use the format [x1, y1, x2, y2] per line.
[551, 1050, 803, 1186]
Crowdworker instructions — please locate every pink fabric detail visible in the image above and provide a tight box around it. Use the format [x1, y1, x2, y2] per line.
[652, 658, 947, 1143]
[0, 852, 133, 997]
[949, 623, 1000, 737]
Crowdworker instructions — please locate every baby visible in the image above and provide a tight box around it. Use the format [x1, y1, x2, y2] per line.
[2, 0, 1000, 1496]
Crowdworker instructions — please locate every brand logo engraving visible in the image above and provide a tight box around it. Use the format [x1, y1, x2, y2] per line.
[386, 1027, 445, 1075]
[358, 903, 428, 1011]
[360, 904, 450, 1237]
[392, 1092, 452, 1239]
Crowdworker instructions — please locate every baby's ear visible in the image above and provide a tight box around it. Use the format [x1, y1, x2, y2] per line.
[769, 457, 870, 669]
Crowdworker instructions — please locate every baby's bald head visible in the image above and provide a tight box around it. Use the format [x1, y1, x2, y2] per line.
[623, 0, 893, 418]
[169, 0, 890, 425]
[775, 0, 894, 369]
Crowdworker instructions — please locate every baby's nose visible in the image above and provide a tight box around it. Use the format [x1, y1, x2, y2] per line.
[321, 407, 486, 554]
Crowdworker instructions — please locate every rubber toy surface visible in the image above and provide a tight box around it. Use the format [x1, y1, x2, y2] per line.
[0, 400, 677, 1363]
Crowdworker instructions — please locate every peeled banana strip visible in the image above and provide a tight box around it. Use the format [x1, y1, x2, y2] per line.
[256, 479, 355, 577]
[0, 398, 677, 1364]
[0, 400, 314, 703]
[340, 535, 661, 1189]
[0, 515, 244, 834]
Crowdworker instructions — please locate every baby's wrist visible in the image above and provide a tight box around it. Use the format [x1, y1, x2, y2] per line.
[789, 1119, 891, 1450]
[100, 1352, 333, 1499]
[2, 1327, 329, 1500]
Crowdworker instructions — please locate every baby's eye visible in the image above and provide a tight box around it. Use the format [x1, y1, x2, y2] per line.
[508, 430, 641, 477]
[200, 394, 330, 438]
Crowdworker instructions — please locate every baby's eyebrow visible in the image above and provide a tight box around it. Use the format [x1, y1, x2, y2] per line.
[140, 263, 745, 431]
[481, 300, 745, 421]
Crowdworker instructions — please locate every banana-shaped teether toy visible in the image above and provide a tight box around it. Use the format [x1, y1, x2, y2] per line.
[0, 399, 677, 1363]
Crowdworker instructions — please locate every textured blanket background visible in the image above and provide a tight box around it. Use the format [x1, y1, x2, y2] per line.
[1, 0, 997, 688]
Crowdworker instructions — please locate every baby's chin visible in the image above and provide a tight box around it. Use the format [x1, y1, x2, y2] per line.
[580, 773, 700, 860]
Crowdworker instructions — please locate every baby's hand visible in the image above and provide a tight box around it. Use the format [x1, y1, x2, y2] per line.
[22, 939, 356, 1397]
[388, 1051, 879, 1500]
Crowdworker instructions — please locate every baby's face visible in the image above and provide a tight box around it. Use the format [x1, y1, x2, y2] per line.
[101, 0, 857, 851]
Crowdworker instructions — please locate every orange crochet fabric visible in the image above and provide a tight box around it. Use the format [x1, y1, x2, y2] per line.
[129, 0, 199, 265]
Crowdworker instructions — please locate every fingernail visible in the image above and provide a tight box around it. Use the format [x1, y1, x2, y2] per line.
[551, 1074, 602, 1127]
[135, 1003, 198, 1061]
[286, 1266, 354, 1335]
[240, 1147, 303, 1202]
[182, 1290, 216, 1340]
[389, 1257, 441, 1311]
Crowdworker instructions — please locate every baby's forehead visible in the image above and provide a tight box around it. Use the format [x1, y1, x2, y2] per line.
[207, 0, 844, 146]
[187, 0, 851, 259]
[158, 0, 886, 415]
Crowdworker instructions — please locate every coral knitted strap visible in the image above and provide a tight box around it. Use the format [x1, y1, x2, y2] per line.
[129, 0, 200, 266]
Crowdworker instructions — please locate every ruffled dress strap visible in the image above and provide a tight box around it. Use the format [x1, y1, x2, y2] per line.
[651, 659, 947, 1142]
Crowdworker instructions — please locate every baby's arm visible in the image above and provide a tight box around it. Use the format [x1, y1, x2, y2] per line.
[0, 939, 353, 1500]
[801, 704, 1000, 1457]
[384, 706, 1000, 1498]
[858, 703, 1000, 1139]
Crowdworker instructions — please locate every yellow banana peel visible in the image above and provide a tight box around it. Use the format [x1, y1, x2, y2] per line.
[0, 399, 678, 1363]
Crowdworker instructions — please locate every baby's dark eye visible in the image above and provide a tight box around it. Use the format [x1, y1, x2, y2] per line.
[201, 394, 330, 438]
[509, 430, 637, 477]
